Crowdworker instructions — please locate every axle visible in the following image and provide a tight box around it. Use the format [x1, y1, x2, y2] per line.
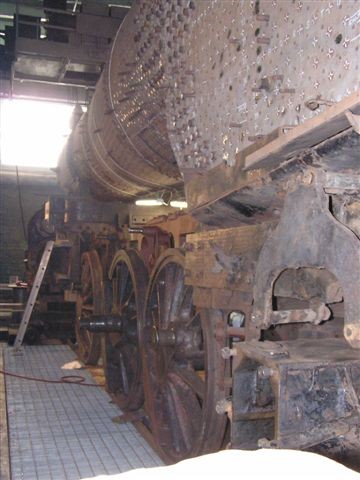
[79, 315, 122, 333]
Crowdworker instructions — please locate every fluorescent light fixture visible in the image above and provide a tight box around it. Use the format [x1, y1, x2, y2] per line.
[135, 199, 164, 206]
[0, 99, 74, 168]
[170, 200, 188, 209]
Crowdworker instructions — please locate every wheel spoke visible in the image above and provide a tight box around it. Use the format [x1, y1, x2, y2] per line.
[185, 310, 200, 327]
[76, 251, 102, 365]
[118, 263, 130, 304]
[119, 351, 129, 395]
[165, 382, 192, 452]
[171, 366, 205, 399]
[179, 286, 193, 323]
[163, 265, 176, 325]
[156, 280, 165, 327]
[169, 269, 185, 324]
[82, 291, 93, 304]
[123, 288, 135, 309]
[167, 373, 202, 451]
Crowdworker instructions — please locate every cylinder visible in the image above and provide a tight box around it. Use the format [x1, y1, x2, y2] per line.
[58, 1, 181, 201]
[58, 0, 360, 200]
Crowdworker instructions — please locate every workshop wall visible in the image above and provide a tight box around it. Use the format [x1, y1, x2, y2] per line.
[0, 179, 61, 283]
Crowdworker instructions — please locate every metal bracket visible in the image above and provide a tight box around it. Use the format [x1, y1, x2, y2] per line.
[252, 178, 360, 348]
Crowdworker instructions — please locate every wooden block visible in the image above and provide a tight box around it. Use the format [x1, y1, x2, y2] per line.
[245, 92, 360, 171]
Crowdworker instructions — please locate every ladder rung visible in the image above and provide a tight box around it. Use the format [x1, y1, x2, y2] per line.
[13, 240, 55, 349]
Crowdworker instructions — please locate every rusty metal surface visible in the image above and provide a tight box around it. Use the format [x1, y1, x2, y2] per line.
[61, 1, 182, 200]
[185, 223, 271, 291]
[186, 125, 360, 227]
[166, 0, 360, 171]
[231, 338, 360, 470]
[251, 178, 360, 349]
[142, 250, 227, 462]
[58, 1, 360, 203]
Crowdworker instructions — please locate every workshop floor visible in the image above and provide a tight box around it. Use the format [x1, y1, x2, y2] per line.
[1, 345, 163, 480]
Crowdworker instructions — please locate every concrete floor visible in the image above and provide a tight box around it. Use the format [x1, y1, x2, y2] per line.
[0, 344, 163, 480]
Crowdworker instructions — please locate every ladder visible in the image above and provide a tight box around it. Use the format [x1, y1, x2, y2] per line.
[13, 240, 55, 350]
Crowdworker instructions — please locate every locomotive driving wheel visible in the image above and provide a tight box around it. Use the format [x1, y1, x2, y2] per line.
[76, 250, 104, 365]
[105, 250, 148, 410]
[142, 249, 227, 462]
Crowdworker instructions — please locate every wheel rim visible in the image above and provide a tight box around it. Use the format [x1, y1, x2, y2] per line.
[142, 249, 227, 461]
[76, 250, 103, 365]
[105, 250, 148, 410]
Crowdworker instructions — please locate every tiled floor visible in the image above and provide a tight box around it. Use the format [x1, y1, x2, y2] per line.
[4, 345, 163, 480]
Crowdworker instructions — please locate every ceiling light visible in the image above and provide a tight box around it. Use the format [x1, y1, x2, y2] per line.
[135, 199, 165, 206]
[170, 200, 188, 209]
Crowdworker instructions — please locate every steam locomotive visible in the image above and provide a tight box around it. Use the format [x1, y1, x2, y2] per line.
[40, 0, 360, 468]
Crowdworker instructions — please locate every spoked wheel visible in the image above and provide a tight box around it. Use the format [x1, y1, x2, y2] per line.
[142, 249, 227, 462]
[76, 250, 104, 365]
[105, 250, 148, 410]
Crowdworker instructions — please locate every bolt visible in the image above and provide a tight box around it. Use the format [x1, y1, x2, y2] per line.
[248, 135, 264, 142]
[184, 242, 194, 252]
[279, 88, 296, 94]
[215, 399, 232, 415]
[271, 74, 284, 81]
[229, 311, 245, 327]
[258, 438, 273, 448]
[302, 171, 314, 185]
[257, 37, 270, 45]
[221, 347, 238, 359]
[256, 14, 270, 22]
[257, 366, 275, 379]
[197, 242, 205, 251]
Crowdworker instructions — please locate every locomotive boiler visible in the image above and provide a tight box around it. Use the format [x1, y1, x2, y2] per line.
[56, 0, 360, 469]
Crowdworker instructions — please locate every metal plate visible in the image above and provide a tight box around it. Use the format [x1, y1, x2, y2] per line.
[165, 0, 360, 169]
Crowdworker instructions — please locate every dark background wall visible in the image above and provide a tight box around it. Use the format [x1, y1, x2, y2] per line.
[0, 172, 61, 283]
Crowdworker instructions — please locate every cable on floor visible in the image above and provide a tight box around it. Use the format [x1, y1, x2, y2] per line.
[0, 369, 104, 387]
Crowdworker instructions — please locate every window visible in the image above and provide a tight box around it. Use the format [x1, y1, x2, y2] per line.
[0, 98, 74, 168]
